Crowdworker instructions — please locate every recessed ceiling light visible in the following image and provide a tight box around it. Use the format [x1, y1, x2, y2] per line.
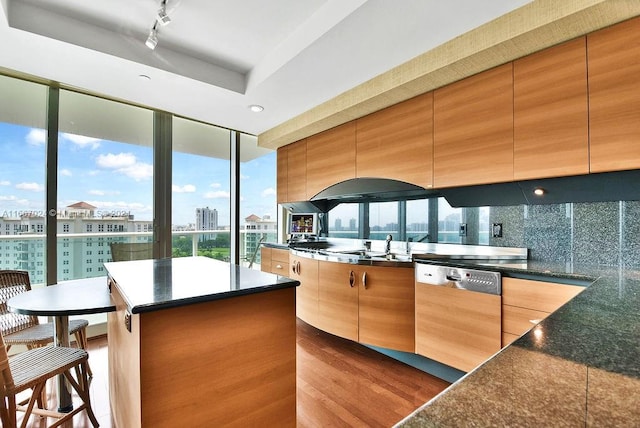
[249, 104, 264, 113]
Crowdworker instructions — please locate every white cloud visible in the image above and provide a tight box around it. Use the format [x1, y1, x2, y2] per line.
[61, 133, 101, 149]
[0, 195, 17, 201]
[60, 169, 72, 177]
[204, 190, 230, 199]
[173, 184, 196, 193]
[96, 153, 136, 169]
[16, 182, 44, 192]
[96, 153, 152, 181]
[240, 174, 250, 180]
[26, 129, 46, 146]
[261, 187, 276, 197]
[118, 163, 153, 181]
[88, 190, 105, 196]
[0, 180, 10, 186]
[209, 182, 222, 188]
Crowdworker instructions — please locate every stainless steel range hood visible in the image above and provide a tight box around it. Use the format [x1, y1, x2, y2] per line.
[311, 178, 441, 203]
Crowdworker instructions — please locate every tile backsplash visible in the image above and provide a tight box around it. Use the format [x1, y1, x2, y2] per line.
[488, 201, 639, 267]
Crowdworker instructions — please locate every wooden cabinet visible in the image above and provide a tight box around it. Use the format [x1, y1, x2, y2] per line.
[356, 92, 433, 188]
[276, 146, 288, 204]
[316, 260, 414, 352]
[286, 140, 307, 202]
[415, 282, 501, 372]
[290, 253, 319, 327]
[306, 122, 356, 199]
[261, 247, 290, 276]
[501, 277, 584, 347]
[317, 261, 359, 341]
[433, 63, 514, 188]
[588, 16, 640, 173]
[513, 37, 589, 180]
[358, 265, 415, 352]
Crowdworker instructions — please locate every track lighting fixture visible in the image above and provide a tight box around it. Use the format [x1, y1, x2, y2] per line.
[144, 0, 170, 50]
[145, 23, 158, 50]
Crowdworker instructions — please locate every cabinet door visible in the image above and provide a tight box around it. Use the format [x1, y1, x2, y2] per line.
[358, 266, 415, 352]
[306, 122, 356, 199]
[514, 37, 589, 180]
[433, 63, 514, 188]
[260, 247, 272, 273]
[588, 16, 640, 172]
[289, 255, 319, 327]
[286, 140, 307, 202]
[416, 283, 501, 372]
[356, 93, 433, 188]
[277, 146, 288, 203]
[317, 261, 358, 341]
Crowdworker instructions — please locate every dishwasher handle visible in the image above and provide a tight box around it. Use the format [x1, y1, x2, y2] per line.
[445, 273, 462, 282]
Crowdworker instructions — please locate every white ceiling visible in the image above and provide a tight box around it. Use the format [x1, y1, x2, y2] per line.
[0, 0, 531, 142]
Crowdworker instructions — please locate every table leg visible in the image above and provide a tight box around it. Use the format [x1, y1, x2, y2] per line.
[53, 315, 73, 412]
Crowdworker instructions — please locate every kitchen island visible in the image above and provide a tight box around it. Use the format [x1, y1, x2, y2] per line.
[398, 261, 640, 426]
[104, 256, 299, 428]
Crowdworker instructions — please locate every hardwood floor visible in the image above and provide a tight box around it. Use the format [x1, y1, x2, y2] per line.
[16, 319, 449, 427]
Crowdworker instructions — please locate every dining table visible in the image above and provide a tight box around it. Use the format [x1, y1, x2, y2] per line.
[7, 276, 116, 412]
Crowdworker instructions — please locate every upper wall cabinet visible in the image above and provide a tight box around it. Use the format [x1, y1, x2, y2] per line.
[433, 63, 514, 188]
[286, 139, 307, 203]
[276, 146, 288, 204]
[306, 122, 356, 199]
[513, 37, 589, 180]
[355, 92, 434, 188]
[588, 16, 640, 173]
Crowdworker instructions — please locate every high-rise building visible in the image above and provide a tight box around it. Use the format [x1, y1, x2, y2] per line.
[243, 214, 277, 267]
[195, 207, 219, 242]
[0, 202, 152, 284]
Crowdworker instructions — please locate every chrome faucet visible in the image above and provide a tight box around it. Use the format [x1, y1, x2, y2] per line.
[385, 234, 392, 255]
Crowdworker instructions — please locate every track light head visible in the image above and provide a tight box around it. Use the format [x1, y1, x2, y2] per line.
[145, 28, 158, 50]
[157, 7, 171, 26]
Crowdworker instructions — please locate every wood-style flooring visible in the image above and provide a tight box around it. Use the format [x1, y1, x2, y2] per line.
[15, 319, 449, 427]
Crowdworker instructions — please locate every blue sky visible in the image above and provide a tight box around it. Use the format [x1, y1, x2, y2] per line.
[0, 123, 277, 226]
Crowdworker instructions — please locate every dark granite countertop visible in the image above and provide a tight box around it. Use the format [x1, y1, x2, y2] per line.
[104, 256, 299, 314]
[398, 263, 640, 426]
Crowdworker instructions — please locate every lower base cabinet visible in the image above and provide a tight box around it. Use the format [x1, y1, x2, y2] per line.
[317, 260, 415, 353]
[501, 277, 585, 347]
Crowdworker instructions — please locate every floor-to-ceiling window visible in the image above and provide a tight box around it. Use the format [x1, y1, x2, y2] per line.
[172, 116, 231, 260]
[57, 90, 154, 282]
[0, 75, 48, 285]
[239, 134, 277, 269]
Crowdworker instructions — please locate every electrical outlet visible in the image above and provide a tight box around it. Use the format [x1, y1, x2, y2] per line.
[492, 223, 503, 238]
[459, 223, 467, 237]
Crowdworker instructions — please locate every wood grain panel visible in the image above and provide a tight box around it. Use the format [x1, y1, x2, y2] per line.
[502, 331, 520, 348]
[588, 16, 640, 172]
[514, 37, 589, 179]
[306, 122, 356, 199]
[502, 277, 584, 313]
[317, 261, 358, 341]
[260, 247, 272, 273]
[358, 266, 415, 352]
[433, 63, 514, 188]
[277, 146, 288, 203]
[356, 92, 433, 188]
[290, 255, 319, 327]
[286, 140, 307, 202]
[140, 288, 296, 427]
[502, 304, 549, 336]
[416, 283, 501, 372]
[271, 248, 290, 263]
[108, 282, 142, 428]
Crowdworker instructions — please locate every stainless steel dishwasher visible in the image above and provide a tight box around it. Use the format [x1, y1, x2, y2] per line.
[415, 262, 502, 372]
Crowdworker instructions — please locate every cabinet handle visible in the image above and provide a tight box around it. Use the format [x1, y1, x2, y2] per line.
[275, 264, 282, 269]
[362, 272, 367, 289]
[349, 270, 355, 287]
[292, 262, 299, 275]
